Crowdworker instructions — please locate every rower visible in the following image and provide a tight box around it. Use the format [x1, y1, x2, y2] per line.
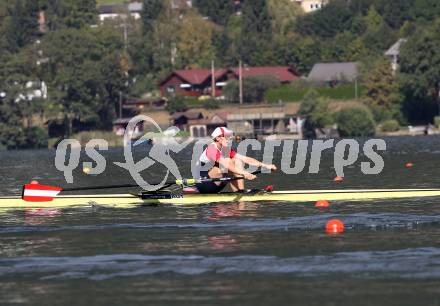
[195, 127, 277, 193]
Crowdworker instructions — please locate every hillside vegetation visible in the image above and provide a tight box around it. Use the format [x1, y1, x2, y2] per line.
[1, 0, 440, 148]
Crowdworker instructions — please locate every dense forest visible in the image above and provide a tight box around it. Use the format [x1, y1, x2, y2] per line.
[1, 0, 440, 148]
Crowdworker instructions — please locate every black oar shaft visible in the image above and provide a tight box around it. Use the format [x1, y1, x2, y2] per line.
[62, 170, 262, 192]
[62, 183, 140, 192]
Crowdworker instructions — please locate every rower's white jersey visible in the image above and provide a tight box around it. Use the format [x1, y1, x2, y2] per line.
[195, 143, 237, 177]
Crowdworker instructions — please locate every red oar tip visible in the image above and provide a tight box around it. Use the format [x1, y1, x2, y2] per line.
[22, 184, 62, 202]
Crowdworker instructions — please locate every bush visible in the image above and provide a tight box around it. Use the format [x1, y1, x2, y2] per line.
[223, 80, 239, 103]
[434, 116, 440, 128]
[266, 82, 363, 103]
[380, 119, 400, 132]
[299, 90, 333, 127]
[25, 127, 48, 149]
[203, 98, 220, 109]
[245, 76, 281, 103]
[165, 95, 188, 113]
[222, 76, 281, 103]
[298, 90, 334, 138]
[336, 107, 376, 137]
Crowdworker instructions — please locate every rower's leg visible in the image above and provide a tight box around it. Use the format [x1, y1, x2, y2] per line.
[229, 158, 244, 191]
[208, 166, 223, 185]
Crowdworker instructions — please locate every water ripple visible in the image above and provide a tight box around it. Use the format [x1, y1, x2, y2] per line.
[1, 213, 439, 233]
[0, 247, 439, 280]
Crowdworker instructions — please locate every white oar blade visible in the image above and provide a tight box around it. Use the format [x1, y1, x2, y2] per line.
[22, 184, 62, 202]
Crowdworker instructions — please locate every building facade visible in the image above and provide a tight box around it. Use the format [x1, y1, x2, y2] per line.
[160, 66, 301, 98]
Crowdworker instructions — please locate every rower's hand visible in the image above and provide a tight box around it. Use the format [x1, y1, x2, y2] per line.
[262, 163, 277, 171]
[243, 172, 257, 180]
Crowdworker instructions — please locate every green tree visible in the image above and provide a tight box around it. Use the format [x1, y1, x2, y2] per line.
[274, 34, 320, 74]
[4, 0, 39, 52]
[298, 90, 333, 137]
[141, 0, 162, 34]
[216, 14, 242, 66]
[361, 5, 395, 54]
[336, 107, 376, 137]
[267, 0, 303, 37]
[238, 0, 273, 65]
[0, 43, 49, 149]
[149, 5, 180, 71]
[0, 57, 25, 149]
[321, 31, 362, 62]
[409, 0, 440, 24]
[377, 0, 412, 29]
[223, 76, 281, 104]
[42, 26, 127, 135]
[363, 5, 383, 33]
[176, 11, 216, 68]
[399, 21, 440, 122]
[211, 30, 232, 67]
[193, 0, 234, 26]
[40, 0, 97, 30]
[0, 93, 27, 149]
[166, 95, 188, 113]
[363, 57, 403, 122]
[223, 80, 239, 103]
[295, 0, 353, 38]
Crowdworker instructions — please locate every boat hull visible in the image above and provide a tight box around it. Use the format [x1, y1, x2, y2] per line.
[1, 188, 440, 209]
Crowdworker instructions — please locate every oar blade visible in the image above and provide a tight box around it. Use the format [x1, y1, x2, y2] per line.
[22, 184, 62, 202]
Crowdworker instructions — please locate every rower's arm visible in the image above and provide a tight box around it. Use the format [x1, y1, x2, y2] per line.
[234, 154, 278, 171]
[234, 153, 261, 167]
[217, 157, 246, 176]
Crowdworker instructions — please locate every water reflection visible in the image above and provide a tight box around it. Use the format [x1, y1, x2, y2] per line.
[207, 235, 238, 251]
[24, 208, 62, 225]
[207, 202, 261, 221]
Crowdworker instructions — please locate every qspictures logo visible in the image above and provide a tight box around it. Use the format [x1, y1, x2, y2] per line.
[54, 115, 386, 191]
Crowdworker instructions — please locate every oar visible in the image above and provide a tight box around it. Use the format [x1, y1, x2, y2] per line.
[21, 171, 261, 202]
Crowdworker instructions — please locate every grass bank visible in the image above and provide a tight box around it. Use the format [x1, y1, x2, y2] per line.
[96, 0, 125, 6]
[49, 131, 123, 148]
[266, 83, 363, 103]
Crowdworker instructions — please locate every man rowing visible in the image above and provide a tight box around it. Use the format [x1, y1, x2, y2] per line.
[195, 127, 277, 193]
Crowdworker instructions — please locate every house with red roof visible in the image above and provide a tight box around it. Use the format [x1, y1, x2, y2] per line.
[159, 66, 300, 98]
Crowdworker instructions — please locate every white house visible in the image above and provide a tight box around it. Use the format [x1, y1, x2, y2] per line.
[98, 2, 143, 22]
[384, 38, 407, 74]
[294, 0, 328, 13]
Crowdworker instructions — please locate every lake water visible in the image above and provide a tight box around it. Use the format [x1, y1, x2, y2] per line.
[0, 136, 440, 305]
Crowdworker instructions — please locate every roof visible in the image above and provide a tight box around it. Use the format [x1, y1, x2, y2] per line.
[128, 2, 143, 12]
[160, 66, 300, 86]
[98, 5, 122, 14]
[99, 3, 142, 14]
[212, 112, 228, 122]
[170, 111, 203, 120]
[229, 66, 300, 82]
[163, 69, 211, 85]
[307, 62, 358, 82]
[384, 38, 407, 56]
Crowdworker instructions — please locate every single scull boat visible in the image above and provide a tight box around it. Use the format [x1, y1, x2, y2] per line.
[1, 188, 440, 209]
[1, 172, 439, 209]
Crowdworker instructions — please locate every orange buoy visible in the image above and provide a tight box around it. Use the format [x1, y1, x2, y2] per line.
[405, 162, 413, 168]
[315, 200, 329, 208]
[334, 176, 344, 182]
[326, 219, 344, 234]
[30, 180, 39, 184]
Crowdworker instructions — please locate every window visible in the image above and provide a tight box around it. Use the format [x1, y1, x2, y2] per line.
[167, 86, 175, 93]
